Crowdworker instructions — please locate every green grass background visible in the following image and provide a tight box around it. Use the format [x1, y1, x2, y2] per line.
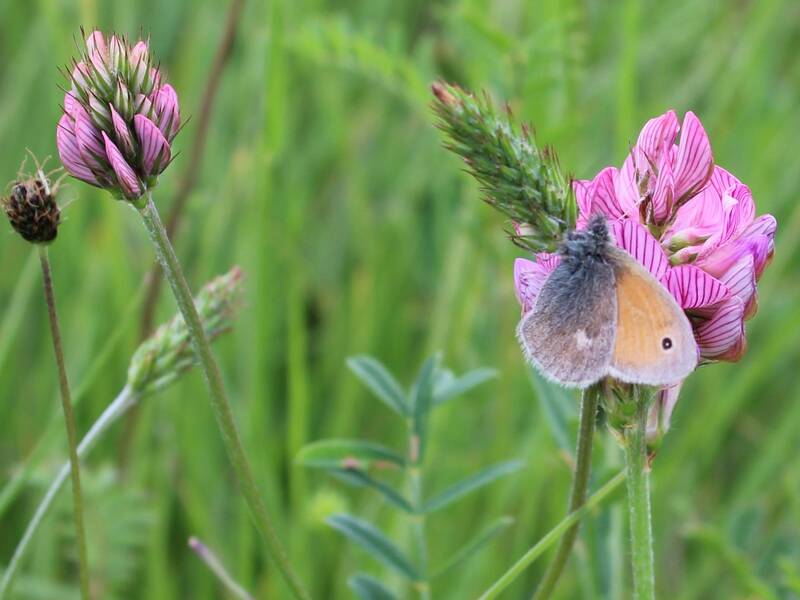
[1, 0, 799, 598]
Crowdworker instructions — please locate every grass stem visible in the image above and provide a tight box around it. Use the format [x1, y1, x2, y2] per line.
[137, 194, 311, 600]
[34, 246, 90, 600]
[530, 382, 602, 599]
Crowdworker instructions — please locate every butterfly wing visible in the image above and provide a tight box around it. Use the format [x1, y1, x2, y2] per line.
[607, 247, 698, 385]
[517, 258, 617, 388]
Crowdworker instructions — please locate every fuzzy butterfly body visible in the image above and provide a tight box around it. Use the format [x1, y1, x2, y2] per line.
[517, 215, 697, 388]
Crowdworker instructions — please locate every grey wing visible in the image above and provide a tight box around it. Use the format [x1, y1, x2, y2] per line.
[516, 261, 617, 388]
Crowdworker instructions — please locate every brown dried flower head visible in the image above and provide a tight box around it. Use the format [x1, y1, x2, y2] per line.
[2, 157, 63, 244]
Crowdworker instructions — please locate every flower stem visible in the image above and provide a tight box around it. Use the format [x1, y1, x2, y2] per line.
[36, 245, 91, 600]
[623, 388, 656, 600]
[136, 194, 310, 600]
[0, 387, 137, 598]
[531, 382, 602, 600]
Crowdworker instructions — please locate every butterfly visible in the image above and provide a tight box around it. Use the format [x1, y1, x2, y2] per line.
[517, 214, 698, 388]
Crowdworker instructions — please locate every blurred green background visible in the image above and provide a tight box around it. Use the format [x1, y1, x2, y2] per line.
[1, 0, 799, 598]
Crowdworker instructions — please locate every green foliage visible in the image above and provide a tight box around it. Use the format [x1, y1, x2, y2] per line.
[0, 2, 797, 598]
[300, 355, 517, 596]
[432, 82, 577, 253]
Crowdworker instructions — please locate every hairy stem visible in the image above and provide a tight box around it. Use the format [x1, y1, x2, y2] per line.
[624, 388, 656, 600]
[137, 195, 310, 600]
[0, 387, 138, 598]
[33, 246, 91, 600]
[531, 382, 602, 599]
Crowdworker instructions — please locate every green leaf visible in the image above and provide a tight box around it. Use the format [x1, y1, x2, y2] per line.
[411, 354, 440, 462]
[528, 366, 577, 453]
[348, 574, 398, 600]
[347, 355, 408, 416]
[327, 514, 420, 581]
[330, 469, 415, 513]
[434, 367, 498, 406]
[423, 460, 525, 513]
[296, 439, 405, 470]
[432, 516, 514, 578]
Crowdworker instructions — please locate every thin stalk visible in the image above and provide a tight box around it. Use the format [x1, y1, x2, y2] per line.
[408, 464, 430, 600]
[136, 194, 310, 600]
[35, 246, 90, 600]
[531, 382, 602, 599]
[623, 388, 655, 600]
[189, 537, 254, 600]
[478, 471, 626, 600]
[0, 387, 138, 598]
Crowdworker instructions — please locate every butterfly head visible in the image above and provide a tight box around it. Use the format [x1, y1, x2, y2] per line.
[559, 214, 612, 268]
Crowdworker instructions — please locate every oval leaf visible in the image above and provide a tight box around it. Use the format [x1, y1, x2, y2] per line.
[423, 460, 525, 513]
[347, 356, 408, 416]
[327, 514, 420, 581]
[434, 367, 498, 406]
[348, 574, 398, 600]
[297, 439, 405, 470]
[331, 469, 415, 513]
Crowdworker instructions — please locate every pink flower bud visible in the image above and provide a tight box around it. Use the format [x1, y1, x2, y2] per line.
[57, 29, 182, 202]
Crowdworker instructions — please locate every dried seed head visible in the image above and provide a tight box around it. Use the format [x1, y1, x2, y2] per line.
[2, 159, 62, 244]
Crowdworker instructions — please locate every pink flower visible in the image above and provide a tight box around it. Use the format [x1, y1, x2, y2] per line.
[515, 110, 775, 435]
[56, 30, 180, 203]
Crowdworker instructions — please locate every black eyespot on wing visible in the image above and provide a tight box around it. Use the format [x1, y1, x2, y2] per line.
[662, 337, 673, 350]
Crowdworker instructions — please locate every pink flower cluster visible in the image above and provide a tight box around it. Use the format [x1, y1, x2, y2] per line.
[514, 111, 776, 431]
[516, 110, 775, 362]
[56, 30, 180, 201]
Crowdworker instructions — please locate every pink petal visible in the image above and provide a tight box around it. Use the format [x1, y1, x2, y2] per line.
[647, 381, 684, 441]
[695, 296, 745, 359]
[514, 255, 559, 314]
[130, 41, 150, 90]
[71, 61, 92, 93]
[74, 110, 108, 173]
[108, 35, 125, 71]
[636, 110, 679, 164]
[614, 154, 642, 217]
[111, 105, 135, 158]
[649, 148, 675, 223]
[154, 84, 180, 140]
[63, 92, 81, 118]
[666, 265, 729, 310]
[102, 132, 142, 199]
[611, 220, 669, 281]
[576, 168, 626, 228]
[134, 114, 171, 176]
[743, 213, 777, 239]
[673, 111, 714, 199]
[85, 30, 107, 58]
[56, 114, 100, 185]
[696, 235, 769, 281]
[573, 178, 593, 225]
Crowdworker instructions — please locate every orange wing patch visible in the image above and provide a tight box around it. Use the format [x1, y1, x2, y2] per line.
[608, 250, 697, 386]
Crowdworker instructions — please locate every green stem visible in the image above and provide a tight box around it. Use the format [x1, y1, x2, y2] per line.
[35, 246, 91, 600]
[624, 388, 655, 600]
[136, 194, 310, 600]
[0, 387, 138, 598]
[407, 424, 430, 600]
[478, 471, 626, 600]
[531, 382, 602, 600]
